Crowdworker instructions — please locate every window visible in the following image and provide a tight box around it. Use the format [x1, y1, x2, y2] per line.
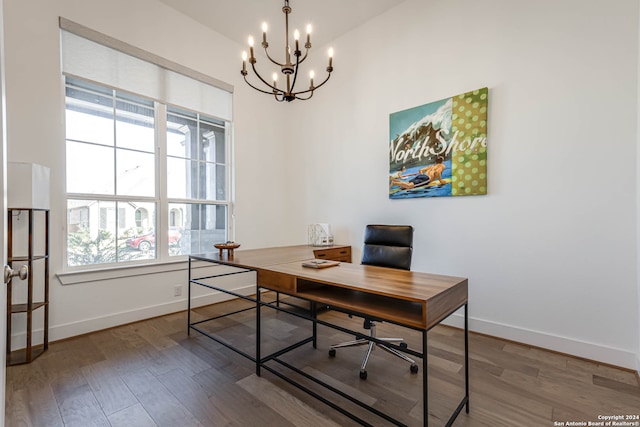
[60, 22, 233, 270]
[167, 107, 228, 255]
[65, 76, 231, 268]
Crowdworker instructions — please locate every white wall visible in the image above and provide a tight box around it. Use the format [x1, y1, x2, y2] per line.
[2, 0, 292, 341]
[288, 0, 640, 369]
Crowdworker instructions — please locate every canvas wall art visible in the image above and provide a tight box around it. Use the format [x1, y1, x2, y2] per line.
[389, 88, 488, 199]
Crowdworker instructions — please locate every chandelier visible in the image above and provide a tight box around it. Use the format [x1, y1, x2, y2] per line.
[240, 0, 334, 102]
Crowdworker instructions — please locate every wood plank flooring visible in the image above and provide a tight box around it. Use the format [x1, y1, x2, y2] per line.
[6, 296, 640, 426]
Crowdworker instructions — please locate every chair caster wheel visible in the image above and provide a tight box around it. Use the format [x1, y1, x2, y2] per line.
[359, 370, 368, 380]
[410, 364, 419, 374]
[329, 349, 336, 357]
[399, 342, 408, 349]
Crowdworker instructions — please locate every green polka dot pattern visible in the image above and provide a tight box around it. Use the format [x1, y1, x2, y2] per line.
[450, 87, 488, 196]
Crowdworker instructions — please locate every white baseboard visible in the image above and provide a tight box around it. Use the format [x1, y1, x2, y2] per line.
[442, 311, 639, 371]
[9, 285, 255, 349]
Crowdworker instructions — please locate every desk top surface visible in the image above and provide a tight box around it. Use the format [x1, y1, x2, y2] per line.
[266, 260, 466, 303]
[191, 245, 345, 268]
[191, 245, 468, 327]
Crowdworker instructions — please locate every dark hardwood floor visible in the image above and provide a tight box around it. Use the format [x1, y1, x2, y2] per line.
[6, 295, 640, 426]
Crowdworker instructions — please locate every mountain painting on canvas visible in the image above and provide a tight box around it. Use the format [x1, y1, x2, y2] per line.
[389, 88, 488, 199]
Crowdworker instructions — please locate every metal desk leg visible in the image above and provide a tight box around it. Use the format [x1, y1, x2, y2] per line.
[423, 329, 428, 426]
[465, 303, 469, 413]
[256, 286, 261, 377]
[187, 258, 192, 336]
[312, 301, 317, 349]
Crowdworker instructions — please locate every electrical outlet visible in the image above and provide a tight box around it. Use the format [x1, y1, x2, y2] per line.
[174, 285, 182, 297]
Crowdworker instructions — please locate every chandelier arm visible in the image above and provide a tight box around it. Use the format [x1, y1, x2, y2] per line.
[294, 91, 314, 101]
[243, 75, 278, 95]
[273, 91, 286, 102]
[250, 61, 283, 93]
[296, 48, 310, 64]
[291, 72, 332, 96]
[263, 47, 285, 67]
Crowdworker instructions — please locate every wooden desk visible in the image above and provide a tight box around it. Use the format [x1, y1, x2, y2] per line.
[188, 245, 469, 426]
[191, 244, 351, 269]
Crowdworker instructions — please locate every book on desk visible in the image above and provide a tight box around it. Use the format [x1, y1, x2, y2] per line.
[302, 259, 340, 269]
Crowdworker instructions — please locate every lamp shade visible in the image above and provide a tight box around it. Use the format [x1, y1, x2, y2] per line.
[8, 162, 50, 209]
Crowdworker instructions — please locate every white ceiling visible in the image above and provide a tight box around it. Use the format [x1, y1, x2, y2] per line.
[156, 0, 406, 48]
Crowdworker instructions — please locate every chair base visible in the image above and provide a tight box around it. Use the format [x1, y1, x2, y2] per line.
[329, 320, 418, 379]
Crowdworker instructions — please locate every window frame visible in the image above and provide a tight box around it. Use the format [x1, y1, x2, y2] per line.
[63, 76, 233, 272]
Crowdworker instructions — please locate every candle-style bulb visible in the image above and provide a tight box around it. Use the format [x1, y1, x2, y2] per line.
[294, 29, 300, 40]
[242, 51, 247, 61]
[309, 70, 315, 87]
[248, 36, 255, 60]
[328, 47, 334, 68]
[306, 24, 312, 46]
[261, 22, 268, 45]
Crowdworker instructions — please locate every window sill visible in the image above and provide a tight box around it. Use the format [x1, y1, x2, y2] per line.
[57, 258, 220, 286]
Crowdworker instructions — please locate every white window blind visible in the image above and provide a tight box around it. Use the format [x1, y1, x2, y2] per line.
[60, 21, 232, 121]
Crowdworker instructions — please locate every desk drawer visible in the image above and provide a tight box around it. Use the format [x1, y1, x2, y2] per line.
[314, 247, 352, 263]
[258, 269, 295, 293]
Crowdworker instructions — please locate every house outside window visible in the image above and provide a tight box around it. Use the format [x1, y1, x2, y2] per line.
[135, 207, 149, 229]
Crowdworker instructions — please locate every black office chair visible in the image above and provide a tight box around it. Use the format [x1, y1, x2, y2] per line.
[328, 224, 418, 379]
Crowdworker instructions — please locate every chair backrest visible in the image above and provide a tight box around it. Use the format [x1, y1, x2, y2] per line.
[361, 225, 413, 271]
